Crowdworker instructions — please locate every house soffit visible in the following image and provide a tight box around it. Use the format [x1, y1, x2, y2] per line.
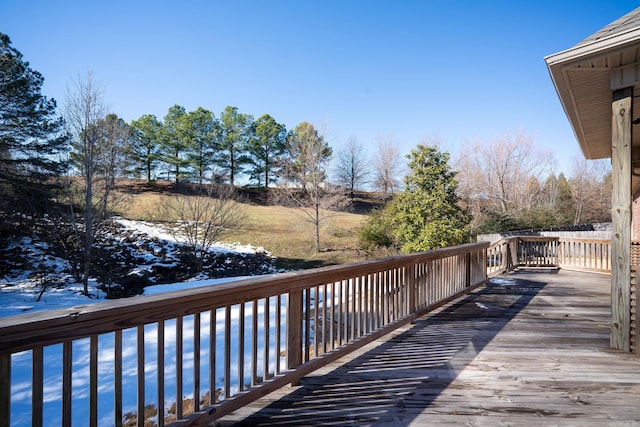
[545, 8, 640, 161]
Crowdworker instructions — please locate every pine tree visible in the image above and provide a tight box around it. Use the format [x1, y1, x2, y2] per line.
[0, 32, 68, 206]
[184, 107, 217, 184]
[215, 106, 252, 186]
[248, 114, 286, 188]
[160, 105, 189, 183]
[390, 144, 470, 253]
[130, 114, 162, 181]
[360, 145, 471, 252]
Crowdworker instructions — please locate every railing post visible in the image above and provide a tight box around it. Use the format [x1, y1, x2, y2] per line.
[287, 289, 303, 379]
[509, 239, 518, 268]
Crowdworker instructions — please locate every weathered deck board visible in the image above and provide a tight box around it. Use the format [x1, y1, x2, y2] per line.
[216, 269, 640, 426]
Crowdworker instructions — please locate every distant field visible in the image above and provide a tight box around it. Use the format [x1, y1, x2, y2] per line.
[113, 182, 377, 270]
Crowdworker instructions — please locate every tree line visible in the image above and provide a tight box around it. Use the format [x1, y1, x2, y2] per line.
[1, 31, 613, 270]
[455, 132, 611, 236]
[66, 91, 333, 189]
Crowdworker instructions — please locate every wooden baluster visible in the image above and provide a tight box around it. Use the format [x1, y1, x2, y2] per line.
[209, 309, 216, 406]
[137, 326, 145, 427]
[0, 353, 8, 427]
[304, 290, 311, 362]
[194, 313, 201, 412]
[263, 297, 270, 381]
[287, 290, 303, 381]
[157, 322, 164, 427]
[90, 336, 98, 427]
[115, 330, 122, 427]
[238, 304, 245, 392]
[62, 341, 72, 427]
[176, 317, 183, 419]
[338, 280, 344, 346]
[330, 282, 335, 350]
[252, 300, 258, 386]
[224, 305, 231, 399]
[322, 284, 328, 354]
[32, 347, 43, 427]
[313, 286, 319, 359]
[275, 295, 282, 375]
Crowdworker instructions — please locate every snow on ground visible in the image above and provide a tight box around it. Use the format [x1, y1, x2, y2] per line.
[115, 217, 265, 255]
[0, 217, 272, 318]
[1, 218, 279, 426]
[489, 277, 518, 286]
[7, 281, 281, 426]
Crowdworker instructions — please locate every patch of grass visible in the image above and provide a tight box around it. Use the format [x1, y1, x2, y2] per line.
[118, 186, 370, 270]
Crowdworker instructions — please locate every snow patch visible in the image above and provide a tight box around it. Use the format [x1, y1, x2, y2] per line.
[490, 277, 517, 286]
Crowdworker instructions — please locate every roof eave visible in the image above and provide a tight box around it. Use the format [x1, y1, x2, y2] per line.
[545, 28, 640, 160]
[545, 27, 640, 67]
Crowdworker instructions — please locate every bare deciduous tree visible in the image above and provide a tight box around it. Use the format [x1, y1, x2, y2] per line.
[277, 122, 348, 252]
[96, 113, 132, 218]
[569, 156, 611, 225]
[333, 135, 369, 195]
[158, 184, 246, 271]
[372, 135, 403, 194]
[274, 187, 350, 253]
[457, 132, 553, 222]
[65, 74, 132, 294]
[65, 72, 107, 294]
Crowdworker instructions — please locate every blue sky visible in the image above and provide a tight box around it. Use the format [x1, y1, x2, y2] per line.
[2, 1, 638, 175]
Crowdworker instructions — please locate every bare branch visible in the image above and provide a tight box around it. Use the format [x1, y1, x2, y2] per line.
[156, 184, 246, 270]
[372, 135, 403, 194]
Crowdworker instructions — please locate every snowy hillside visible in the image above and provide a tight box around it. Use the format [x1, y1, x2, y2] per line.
[1, 218, 281, 426]
[0, 216, 277, 317]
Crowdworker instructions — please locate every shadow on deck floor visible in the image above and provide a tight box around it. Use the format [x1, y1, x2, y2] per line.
[217, 269, 640, 426]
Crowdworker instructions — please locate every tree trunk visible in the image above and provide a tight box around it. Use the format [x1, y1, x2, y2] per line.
[83, 176, 93, 295]
[230, 153, 235, 187]
[315, 203, 321, 252]
[264, 167, 269, 189]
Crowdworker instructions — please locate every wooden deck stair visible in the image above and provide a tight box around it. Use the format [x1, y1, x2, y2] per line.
[218, 269, 640, 426]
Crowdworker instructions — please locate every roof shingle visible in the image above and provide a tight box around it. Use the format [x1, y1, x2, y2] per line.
[577, 6, 640, 46]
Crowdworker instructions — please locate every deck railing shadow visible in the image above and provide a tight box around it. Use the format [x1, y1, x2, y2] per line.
[0, 237, 612, 426]
[226, 275, 548, 426]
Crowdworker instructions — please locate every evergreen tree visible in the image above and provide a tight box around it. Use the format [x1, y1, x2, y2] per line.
[283, 122, 332, 190]
[130, 114, 162, 181]
[160, 105, 189, 182]
[392, 145, 470, 252]
[248, 114, 286, 188]
[215, 106, 252, 186]
[362, 144, 470, 253]
[0, 32, 68, 206]
[184, 107, 217, 184]
[541, 173, 574, 226]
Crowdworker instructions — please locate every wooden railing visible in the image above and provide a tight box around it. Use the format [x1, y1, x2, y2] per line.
[0, 242, 488, 427]
[487, 236, 612, 276]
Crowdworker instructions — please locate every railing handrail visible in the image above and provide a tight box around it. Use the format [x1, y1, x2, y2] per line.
[487, 235, 613, 276]
[0, 241, 491, 426]
[0, 242, 487, 355]
[0, 237, 614, 426]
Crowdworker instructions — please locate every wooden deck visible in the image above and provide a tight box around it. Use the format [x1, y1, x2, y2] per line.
[216, 269, 640, 426]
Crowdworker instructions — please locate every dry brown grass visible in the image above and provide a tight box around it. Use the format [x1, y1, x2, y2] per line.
[113, 185, 370, 270]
